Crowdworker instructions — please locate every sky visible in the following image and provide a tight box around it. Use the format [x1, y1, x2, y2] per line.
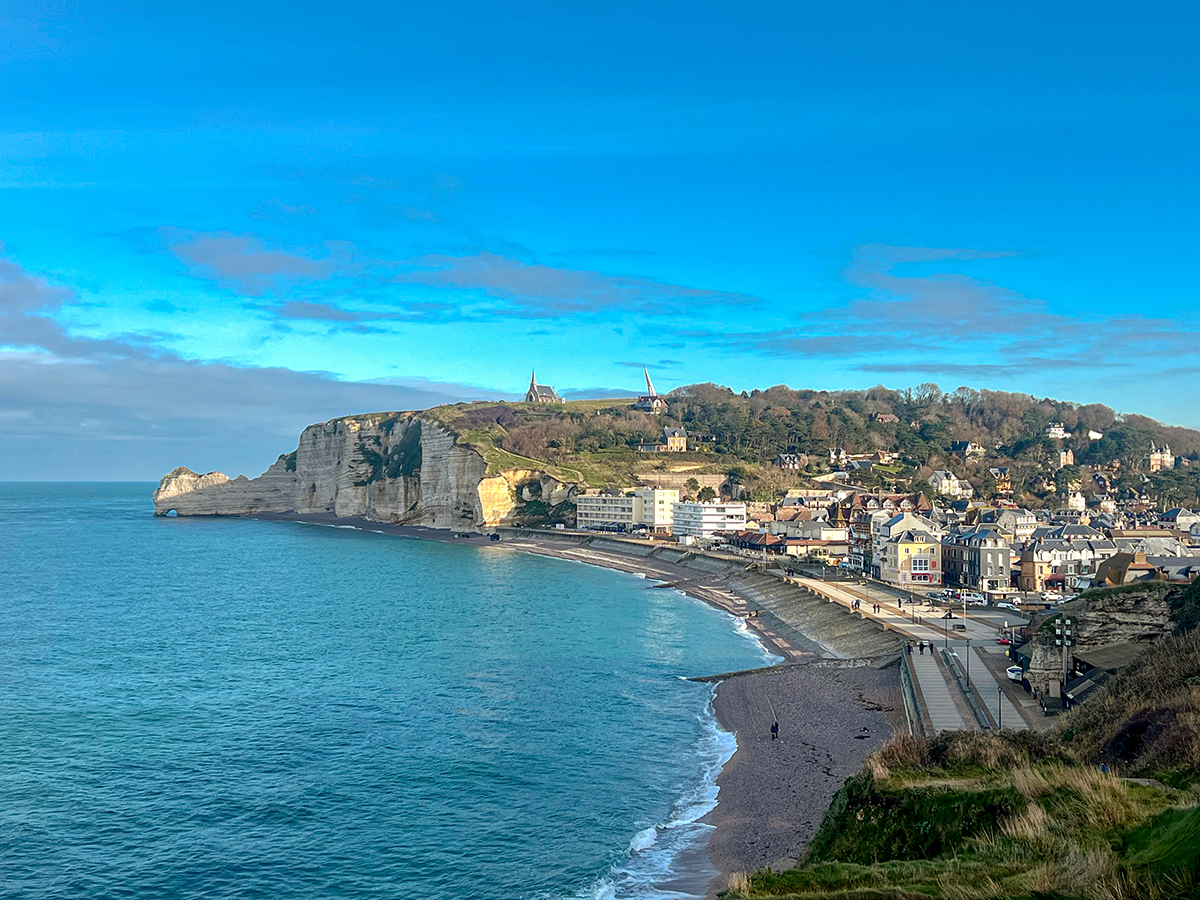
[1, 1, 1198, 479]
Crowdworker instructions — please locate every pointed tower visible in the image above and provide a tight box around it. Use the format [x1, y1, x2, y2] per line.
[525, 369, 563, 403]
[633, 366, 667, 414]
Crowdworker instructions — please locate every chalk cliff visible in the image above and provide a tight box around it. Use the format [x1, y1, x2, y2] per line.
[153, 412, 579, 528]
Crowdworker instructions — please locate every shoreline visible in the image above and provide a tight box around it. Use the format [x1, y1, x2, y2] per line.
[248, 513, 901, 898]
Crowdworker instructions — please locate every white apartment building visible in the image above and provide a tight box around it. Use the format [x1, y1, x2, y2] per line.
[575, 493, 639, 531]
[672, 501, 747, 539]
[575, 487, 679, 532]
[633, 487, 679, 533]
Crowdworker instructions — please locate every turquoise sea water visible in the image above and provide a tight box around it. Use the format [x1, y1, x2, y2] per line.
[0, 484, 771, 900]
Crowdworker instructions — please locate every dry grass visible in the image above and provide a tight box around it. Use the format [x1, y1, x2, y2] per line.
[999, 801, 1048, 842]
[723, 872, 751, 897]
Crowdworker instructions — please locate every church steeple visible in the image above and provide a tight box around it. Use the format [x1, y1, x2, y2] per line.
[525, 369, 563, 403]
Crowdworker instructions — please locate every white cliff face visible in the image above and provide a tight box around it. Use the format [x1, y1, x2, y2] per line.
[152, 412, 563, 528]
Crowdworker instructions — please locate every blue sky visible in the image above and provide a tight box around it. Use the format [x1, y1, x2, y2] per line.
[1, 1, 1197, 478]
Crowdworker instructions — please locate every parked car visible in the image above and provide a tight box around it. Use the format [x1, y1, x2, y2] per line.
[1006, 665, 1025, 682]
[996, 602, 1020, 612]
[961, 591, 985, 605]
[997, 637, 1012, 646]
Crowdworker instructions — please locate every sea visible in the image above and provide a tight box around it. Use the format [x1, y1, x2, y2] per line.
[0, 484, 774, 900]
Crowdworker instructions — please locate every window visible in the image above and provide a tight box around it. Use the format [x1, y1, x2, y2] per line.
[912, 558, 931, 573]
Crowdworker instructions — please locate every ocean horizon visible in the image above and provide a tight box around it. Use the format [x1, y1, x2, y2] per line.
[0, 483, 773, 900]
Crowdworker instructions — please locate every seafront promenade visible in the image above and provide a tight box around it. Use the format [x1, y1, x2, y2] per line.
[789, 574, 1040, 733]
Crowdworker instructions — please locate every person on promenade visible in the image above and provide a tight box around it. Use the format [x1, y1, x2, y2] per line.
[919, 642, 925, 655]
[770, 721, 779, 740]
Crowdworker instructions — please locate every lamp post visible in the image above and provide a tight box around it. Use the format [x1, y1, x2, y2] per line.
[965, 638, 971, 684]
[998, 686, 1003, 729]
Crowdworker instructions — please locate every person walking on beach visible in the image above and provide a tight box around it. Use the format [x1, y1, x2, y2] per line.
[770, 721, 778, 740]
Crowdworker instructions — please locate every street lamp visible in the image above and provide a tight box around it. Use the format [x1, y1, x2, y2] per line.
[965, 638, 971, 684]
[998, 686, 1003, 729]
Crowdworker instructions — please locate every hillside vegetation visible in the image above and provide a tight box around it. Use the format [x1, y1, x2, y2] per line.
[422, 382, 1200, 504]
[723, 610, 1200, 900]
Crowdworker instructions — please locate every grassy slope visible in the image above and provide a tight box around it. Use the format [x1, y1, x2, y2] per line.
[419, 403, 586, 481]
[726, 630, 1200, 900]
[420, 400, 811, 488]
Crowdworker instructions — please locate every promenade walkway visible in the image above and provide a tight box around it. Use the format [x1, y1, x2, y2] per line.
[790, 574, 1040, 732]
[908, 650, 969, 732]
[966, 645, 1028, 731]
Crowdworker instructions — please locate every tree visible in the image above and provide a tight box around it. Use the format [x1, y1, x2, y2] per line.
[684, 477, 701, 500]
[698, 486, 717, 502]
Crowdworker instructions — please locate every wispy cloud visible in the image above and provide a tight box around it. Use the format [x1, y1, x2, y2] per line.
[164, 229, 357, 296]
[0, 248, 495, 479]
[386, 251, 759, 318]
[162, 229, 759, 325]
[702, 243, 1200, 375]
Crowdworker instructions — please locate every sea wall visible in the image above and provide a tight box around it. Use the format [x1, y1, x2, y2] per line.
[153, 412, 561, 528]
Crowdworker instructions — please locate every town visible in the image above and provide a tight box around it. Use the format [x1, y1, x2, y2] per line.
[515, 370, 1200, 598]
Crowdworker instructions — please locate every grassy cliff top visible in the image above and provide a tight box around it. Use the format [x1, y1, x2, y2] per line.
[419, 399, 813, 489]
[726, 619, 1200, 900]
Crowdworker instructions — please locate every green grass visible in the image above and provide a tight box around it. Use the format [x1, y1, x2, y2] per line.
[722, 731, 1200, 900]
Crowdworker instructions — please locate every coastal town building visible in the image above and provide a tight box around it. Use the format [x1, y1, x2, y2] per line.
[773, 453, 804, 470]
[871, 512, 941, 578]
[881, 530, 943, 587]
[979, 507, 1037, 541]
[1146, 443, 1175, 473]
[575, 493, 638, 531]
[632, 367, 668, 414]
[524, 371, 564, 404]
[1046, 422, 1068, 440]
[1017, 527, 1118, 592]
[941, 527, 1011, 591]
[988, 467, 1013, 494]
[928, 470, 973, 498]
[634, 488, 679, 532]
[1054, 448, 1075, 469]
[575, 487, 680, 533]
[1160, 508, 1200, 530]
[671, 501, 747, 539]
[950, 440, 986, 459]
[636, 426, 688, 452]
